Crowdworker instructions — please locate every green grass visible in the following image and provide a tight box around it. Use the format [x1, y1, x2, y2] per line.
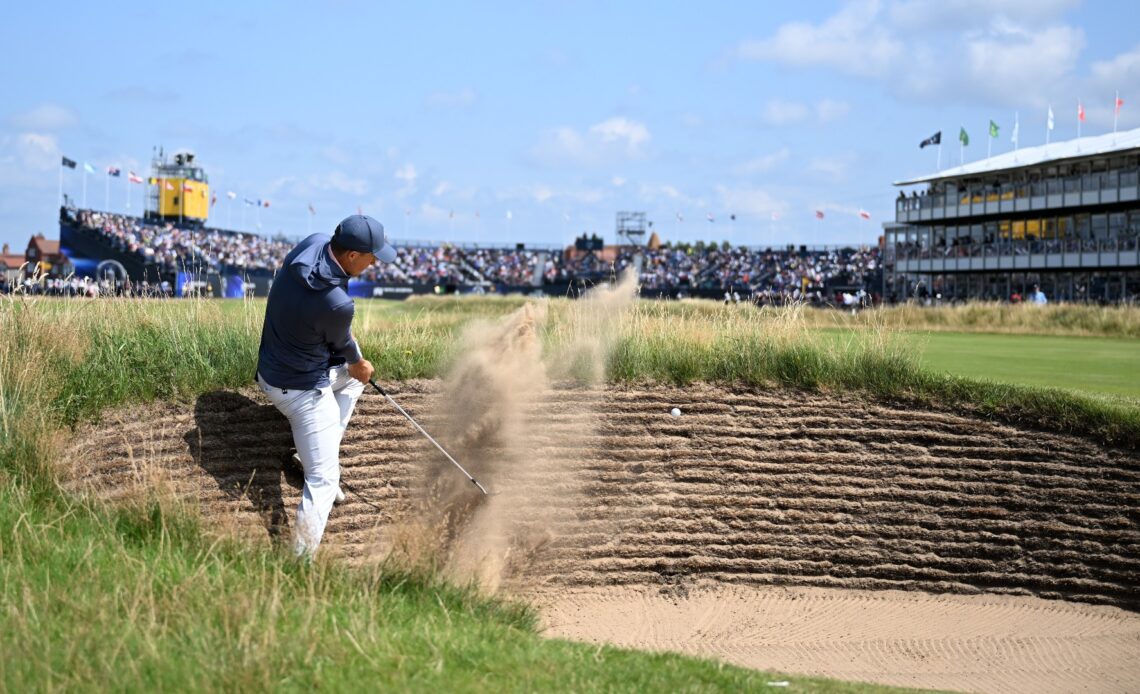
[912, 331, 1140, 399]
[2, 295, 953, 692]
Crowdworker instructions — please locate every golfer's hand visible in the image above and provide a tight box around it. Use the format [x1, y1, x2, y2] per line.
[348, 358, 374, 384]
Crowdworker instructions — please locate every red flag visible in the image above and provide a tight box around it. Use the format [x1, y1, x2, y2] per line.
[859, 209, 871, 220]
[815, 210, 825, 219]
[1116, 95, 1125, 114]
[128, 171, 143, 184]
[1078, 102, 1086, 122]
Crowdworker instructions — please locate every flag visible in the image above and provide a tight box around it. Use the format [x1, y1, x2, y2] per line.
[448, 210, 454, 219]
[308, 203, 315, 215]
[988, 120, 999, 138]
[226, 191, 236, 199]
[919, 131, 941, 148]
[1011, 113, 1020, 147]
[706, 212, 715, 222]
[676, 212, 684, 222]
[959, 127, 969, 146]
[1078, 101, 1086, 122]
[165, 181, 175, 191]
[83, 163, 95, 174]
[128, 171, 143, 184]
[1116, 94, 1124, 115]
[262, 200, 270, 208]
[183, 182, 193, 192]
[730, 213, 736, 221]
[61, 156, 77, 169]
[244, 198, 256, 206]
[106, 166, 120, 177]
[148, 177, 157, 185]
[858, 209, 871, 220]
[1047, 107, 1055, 131]
[815, 210, 825, 219]
[211, 194, 217, 207]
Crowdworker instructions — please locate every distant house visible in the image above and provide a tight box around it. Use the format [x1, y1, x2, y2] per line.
[25, 233, 68, 276]
[0, 243, 24, 284]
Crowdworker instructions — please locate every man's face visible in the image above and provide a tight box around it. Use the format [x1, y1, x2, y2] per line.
[344, 250, 377, 277]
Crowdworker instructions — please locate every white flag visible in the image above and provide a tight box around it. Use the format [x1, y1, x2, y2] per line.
[506, 210, 513, 220]
[1047, 106, 1055, 131]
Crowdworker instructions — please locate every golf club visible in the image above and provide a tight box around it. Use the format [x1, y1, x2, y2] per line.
[369, 378, 490, 496]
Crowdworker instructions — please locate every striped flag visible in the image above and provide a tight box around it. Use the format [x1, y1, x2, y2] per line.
[128, 171, 143, 184]
[859, 209, 871, 220]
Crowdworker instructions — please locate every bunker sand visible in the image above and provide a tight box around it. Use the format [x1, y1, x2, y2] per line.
[65, 381, 1140, 694]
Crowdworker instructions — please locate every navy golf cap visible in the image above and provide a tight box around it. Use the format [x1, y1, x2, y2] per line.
[333, 215, 397, 264]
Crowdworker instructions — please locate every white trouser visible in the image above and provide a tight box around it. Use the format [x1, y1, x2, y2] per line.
[257, 365, 364, 557]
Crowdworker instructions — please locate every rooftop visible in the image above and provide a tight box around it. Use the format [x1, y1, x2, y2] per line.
[894, 126, 1140, 186]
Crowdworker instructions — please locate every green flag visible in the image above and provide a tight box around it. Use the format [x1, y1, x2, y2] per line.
[959, 127, 969, 146]
[989, 120, 999, 138]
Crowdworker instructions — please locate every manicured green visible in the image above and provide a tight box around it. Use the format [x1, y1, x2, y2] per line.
[913, 331, 1140, 399]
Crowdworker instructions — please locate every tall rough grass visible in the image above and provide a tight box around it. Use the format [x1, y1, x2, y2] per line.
[5, 295, 857, 692]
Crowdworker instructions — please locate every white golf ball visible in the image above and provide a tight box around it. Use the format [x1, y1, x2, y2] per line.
[670, 407, 681, 417]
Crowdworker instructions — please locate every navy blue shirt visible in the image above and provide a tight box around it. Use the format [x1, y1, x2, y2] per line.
[257, 234, 363, 389]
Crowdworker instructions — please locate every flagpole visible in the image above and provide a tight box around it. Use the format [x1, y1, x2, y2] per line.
[124, 174, 129, 212]
[937, 142, 942, 171]
[1114, 90, 1120, 138]
[1077, 99, 1082, 139]
[58, 164, 63, 208]
[104, 173, 110, 212]
[987, 132, 992, 159]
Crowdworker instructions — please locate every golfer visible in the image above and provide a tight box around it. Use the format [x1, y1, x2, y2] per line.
[256, 214, 397, 557]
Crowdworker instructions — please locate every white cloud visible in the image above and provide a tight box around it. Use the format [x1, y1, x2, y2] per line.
[816, 99, 850, 123]
[394, 163, 417, 197]
[732, 147, 791, 175]
[589, 117, 651, 153]
[762, 100, 810, 126]
[808, 152, 858, 182]
[761, 99, 849, 126]
[432, 181, 452, 197]
[9, 105, 78, 131]
[531, 116, 652, 166]
[611, 176, 626, 187]
[714, 185, 787, 219]
[424, 87, 477, 108]
[736, 1, 1086, 108]
[888, 0, 1078, 31]
[737, 0, 903, 79]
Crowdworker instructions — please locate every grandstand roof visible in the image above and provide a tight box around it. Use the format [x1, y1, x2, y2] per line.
[894, 126, 1140, 186]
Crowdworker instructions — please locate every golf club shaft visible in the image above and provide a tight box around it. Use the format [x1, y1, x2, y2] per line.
[369, 379, 489, 495]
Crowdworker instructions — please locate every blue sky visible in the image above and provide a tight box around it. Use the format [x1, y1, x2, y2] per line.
[2, 0, 1137, 250]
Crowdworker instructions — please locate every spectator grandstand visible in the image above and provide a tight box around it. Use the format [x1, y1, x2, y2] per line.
[57, 206, 882, 302]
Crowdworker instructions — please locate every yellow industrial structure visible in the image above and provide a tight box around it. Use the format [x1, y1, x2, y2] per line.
[146, 148, 210, 224]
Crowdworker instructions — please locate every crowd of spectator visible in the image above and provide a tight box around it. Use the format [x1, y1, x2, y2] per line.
[67, 208, 882, 296]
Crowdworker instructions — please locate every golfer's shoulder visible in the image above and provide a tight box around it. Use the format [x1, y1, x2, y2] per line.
[324, 286, 355, 315]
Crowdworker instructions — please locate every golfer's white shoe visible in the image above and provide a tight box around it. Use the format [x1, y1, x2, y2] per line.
[335, 487, 346, 504]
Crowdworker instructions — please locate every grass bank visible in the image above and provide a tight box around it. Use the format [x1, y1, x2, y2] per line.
[2, 294, 941, 692]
